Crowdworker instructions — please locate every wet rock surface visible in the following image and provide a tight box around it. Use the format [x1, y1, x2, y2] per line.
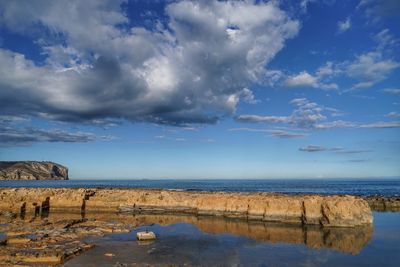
[0, 213, 132, 265]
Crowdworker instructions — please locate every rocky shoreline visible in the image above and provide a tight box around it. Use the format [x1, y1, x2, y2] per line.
[0, 188, 376, 265]
[364, 196, 400, 212]
[0, 188, 373, 227]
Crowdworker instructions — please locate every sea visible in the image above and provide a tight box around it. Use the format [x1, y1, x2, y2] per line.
[2, 178, 400, 266]
[1, 178, 399, 196]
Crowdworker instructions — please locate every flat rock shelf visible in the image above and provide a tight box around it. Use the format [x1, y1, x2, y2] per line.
[0, 188, 373, 227]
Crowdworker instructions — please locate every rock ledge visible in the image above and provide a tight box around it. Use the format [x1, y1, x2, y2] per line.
[0, 188, 373, 227]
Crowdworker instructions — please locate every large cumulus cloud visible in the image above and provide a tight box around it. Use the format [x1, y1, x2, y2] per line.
[0, 0, 299, 125]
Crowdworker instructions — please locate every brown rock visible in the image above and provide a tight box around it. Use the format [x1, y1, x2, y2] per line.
[0, 188, 373, 227]
[364, 196, 400, 212]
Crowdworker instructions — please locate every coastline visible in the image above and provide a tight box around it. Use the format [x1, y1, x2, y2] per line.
[0, 187, 373, 227]
[0, 187, 391, 266]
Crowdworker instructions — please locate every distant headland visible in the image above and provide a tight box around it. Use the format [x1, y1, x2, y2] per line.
[0, 161, 68, 180]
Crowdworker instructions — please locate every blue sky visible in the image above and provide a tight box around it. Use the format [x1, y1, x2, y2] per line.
[0, 0, 399, 179]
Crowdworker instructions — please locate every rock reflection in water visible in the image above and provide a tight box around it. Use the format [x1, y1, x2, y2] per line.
[126, 214, 372, 255]
[65, 214, 373, 267]
[0, 212, 373, 266]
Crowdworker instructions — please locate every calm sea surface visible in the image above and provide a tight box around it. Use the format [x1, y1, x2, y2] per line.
[66, 212, 400, 267]
[1, 178, 399, 196]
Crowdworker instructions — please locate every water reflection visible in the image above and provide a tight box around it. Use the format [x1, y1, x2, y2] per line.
[1, 211, 373, 255]
[126, 214, 373, 255]
[64, 213, 376, 267]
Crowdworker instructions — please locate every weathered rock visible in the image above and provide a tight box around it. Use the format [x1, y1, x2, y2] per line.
[0, 188, 373, 227]
[0, 213, 129, 266]
[0, 161, 68, 180]
[136, 231, 156, 241]
[6, 237, 32, 245]
[364, 196, 400, 212]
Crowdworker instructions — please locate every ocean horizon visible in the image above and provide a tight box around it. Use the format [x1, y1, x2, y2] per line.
[2, 178, 399, 197]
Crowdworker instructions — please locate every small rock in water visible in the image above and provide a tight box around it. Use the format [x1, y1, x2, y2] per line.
[104, 253, 115, 257]
[136, 231, 156, 241]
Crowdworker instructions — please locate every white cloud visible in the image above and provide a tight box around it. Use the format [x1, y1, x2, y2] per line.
[346, 52, 399, 88]
[284, 71, 317, 87]
[337, 17, 351, 33]
[0, 117, 112, 146]
[284, 71, 338, 90]
[295, 29, 400, 91]
[237, 98, 400, 130]
[308, 49, 399, 91]
[316, 120, 400, 129]
[236, 115, 289, 123]
[315, 120, 356, 129]
[386, 111, 400, 118]
[228, 127, 307, 138]
[357, 0, 400, 24]
[0, 0, 299, 126]
[268, 130, 307, 138]
[382, 88, 400, 95]
[299, 145, 372, 153]
[300, 0, 316, 13]
[359, 121, 400, 128]
[316, 62, 338, 77]
[374, 29, 398, 50]
[237, 98, 330, 129]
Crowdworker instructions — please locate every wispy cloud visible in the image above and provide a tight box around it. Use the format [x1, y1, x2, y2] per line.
[237, 97, 400, 132]
[0, 116, 113, 146]
[357, 0, 400, 24]
[284, 71, 338, 90]
[382, 88, 400, 95]
[359, 121, 400, 128]
[228, 128, 307, 138]
[235, 115, 289, 124]
[236, 98, 334, 129]
[337, 17, 351, 33]
[346, 159, 371, 163]
[335, 149, 372, 154]
[299, 145, 329, 152]
[299, 145, 372, 154]
[386, 112, 400, 118]
[0, 127, 112, 147]
[316, 120, 400, 129]
[269, 130, 307, 138]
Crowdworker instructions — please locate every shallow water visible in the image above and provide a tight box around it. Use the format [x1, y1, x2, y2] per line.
[1, 178, 400, 196]
[65, 212, 400, 267]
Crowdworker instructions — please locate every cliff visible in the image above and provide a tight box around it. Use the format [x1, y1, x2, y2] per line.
[0, 188, 373, 227]
[0, 161, 68, 180]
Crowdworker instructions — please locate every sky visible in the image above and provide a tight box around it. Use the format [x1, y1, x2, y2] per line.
[0, 0, 399, 179]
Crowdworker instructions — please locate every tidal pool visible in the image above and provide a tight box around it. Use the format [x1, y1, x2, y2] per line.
[65, 212, 400, 267]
